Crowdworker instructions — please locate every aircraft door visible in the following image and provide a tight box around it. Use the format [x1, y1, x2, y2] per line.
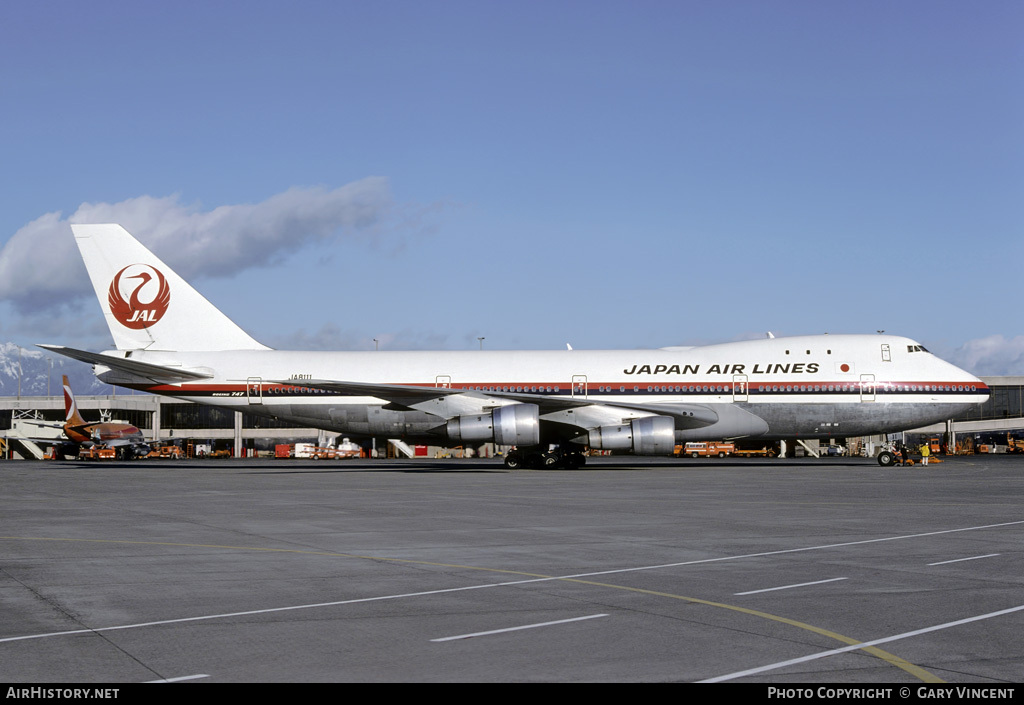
[436, 375, 452, 389]
[732, 375, 748, 402]
[881, 344, 891, 362]
[571, 375, 588, 399]
[860, 374, 876, 402]
[247, 377, 263, 405]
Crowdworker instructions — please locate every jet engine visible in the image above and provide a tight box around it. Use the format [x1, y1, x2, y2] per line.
[445, 403, 540, 446]
[582, 415, 676, 455]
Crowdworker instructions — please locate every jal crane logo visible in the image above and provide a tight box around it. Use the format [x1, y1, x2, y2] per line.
[108, 264, 170, 329]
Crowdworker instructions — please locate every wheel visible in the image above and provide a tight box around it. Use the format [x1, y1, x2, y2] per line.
[504, 452, 523, 469]
[718, 452, 726, 458]
[877, 451, 896, 467]
[524, 453, 545, 469]
[691, 452, 700, 458]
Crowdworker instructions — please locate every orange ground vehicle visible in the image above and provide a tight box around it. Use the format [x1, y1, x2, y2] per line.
[1007, 434, 1024, 454]
[146, 445, 183, 459]
[80, 446, 116, 460]
[678, 442, 735, 458]
[731, 445, 779, 458]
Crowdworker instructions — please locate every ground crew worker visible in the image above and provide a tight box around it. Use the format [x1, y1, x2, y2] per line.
[898, 443, 911, 466]
[921, 443, 930, 466]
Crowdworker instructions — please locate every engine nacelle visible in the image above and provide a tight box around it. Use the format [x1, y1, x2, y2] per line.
[446, 403, 540, 446]
[584, 415, 676, 455]
[672, 403, 769, 441]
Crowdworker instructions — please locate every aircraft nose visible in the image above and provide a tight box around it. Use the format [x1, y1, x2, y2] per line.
[937, 354, 988, 398]
[958, 366, 988, 395]
[955, 369, 989, 403]
[975, 378, 991, 400]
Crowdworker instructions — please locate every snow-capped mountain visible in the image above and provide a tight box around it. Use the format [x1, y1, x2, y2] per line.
[0, 343, 110, 396]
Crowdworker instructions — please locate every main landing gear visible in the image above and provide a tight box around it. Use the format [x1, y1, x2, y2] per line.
[503, 446, 587, 470]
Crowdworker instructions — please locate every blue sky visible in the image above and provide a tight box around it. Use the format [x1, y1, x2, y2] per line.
[1, 1, 1021, 374]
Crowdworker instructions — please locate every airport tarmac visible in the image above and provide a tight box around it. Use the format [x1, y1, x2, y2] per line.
[0, 454, 1021, 683]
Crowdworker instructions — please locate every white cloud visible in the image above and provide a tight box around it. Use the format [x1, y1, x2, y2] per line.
[950, 335, 1024, 377]
[0, 178, 412, 315]
[266, 323, 459, 352]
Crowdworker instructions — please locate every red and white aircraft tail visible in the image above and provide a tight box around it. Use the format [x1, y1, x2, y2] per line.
[62, 374, 87, 429]
[71, 224, 268, 352]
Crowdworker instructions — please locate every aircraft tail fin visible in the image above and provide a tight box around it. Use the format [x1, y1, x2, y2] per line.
[71, 224, 269, 352]
[62, 375, 87, 427]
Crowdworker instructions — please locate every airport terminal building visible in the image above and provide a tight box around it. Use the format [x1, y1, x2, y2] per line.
[2, 376, 1022, 459]
[906, 375, 1024, 451]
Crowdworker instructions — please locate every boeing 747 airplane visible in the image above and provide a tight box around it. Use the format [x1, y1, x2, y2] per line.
[40, 224, 988, 468]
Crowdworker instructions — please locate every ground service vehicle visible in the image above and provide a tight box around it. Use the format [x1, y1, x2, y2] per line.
[731, 446, 778, 458]
[681, 442, 734, 458]
[1007, 434, 1024, 454]
[80, 447, 116, 460]
[146, 445, 183, 459]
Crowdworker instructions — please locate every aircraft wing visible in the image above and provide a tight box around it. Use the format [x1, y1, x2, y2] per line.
[281, 379, 483, 408]
[8, 434, 71, 445]
[281, 379, 718, 430]
[102, 438, 142, 448]
[37, 344, 214, 383]
[24, 420, 66, 430]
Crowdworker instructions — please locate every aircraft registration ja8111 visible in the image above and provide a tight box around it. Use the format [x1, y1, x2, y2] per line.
[40, 225, 989, 468]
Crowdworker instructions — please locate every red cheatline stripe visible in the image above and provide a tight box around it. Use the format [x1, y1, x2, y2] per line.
[131, 381, 987, 396]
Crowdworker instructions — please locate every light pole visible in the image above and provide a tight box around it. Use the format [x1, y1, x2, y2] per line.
[478, 337, 485, 350]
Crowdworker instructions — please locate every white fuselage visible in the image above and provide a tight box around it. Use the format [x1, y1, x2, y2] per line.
[100, 334, 988, 444]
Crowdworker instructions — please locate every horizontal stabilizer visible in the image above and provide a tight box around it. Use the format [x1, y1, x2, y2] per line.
[37, 344, 214, 383]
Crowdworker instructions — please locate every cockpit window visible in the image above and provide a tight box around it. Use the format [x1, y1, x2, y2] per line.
[907, 345, 929, 353]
